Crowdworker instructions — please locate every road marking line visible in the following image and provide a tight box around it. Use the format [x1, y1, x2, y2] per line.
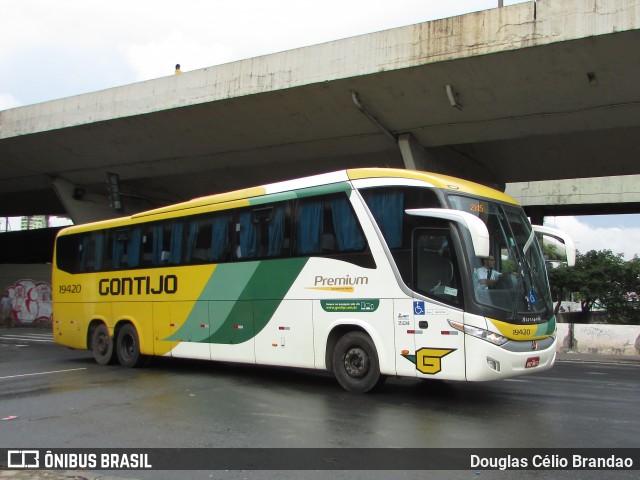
[0, 368, 87, 380]
[0, 339, 54, 343]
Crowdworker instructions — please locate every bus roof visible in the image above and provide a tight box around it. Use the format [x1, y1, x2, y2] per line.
[58, 168, 518, 234]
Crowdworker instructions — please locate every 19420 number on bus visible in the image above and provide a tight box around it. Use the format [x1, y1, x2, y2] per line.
[59, 284, 82, 294]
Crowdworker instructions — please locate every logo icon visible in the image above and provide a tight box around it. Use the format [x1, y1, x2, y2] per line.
[531, 340, 538, 351]
[7, 450, 40, 468]
[402, 347, 456, 374]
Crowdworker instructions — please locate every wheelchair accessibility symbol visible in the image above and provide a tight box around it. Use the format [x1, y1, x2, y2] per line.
[413, 301, 425, 315]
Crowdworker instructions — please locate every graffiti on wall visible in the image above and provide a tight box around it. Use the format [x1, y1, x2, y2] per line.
[2, 279, 52, 325]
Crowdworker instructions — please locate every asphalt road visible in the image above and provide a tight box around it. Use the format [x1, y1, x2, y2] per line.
[0, 328, 638, 480]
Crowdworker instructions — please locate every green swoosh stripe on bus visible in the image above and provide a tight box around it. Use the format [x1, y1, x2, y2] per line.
[166, 258, 308, 344]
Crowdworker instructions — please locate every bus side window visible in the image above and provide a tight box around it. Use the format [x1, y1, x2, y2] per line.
[79, 234, 94, 272]
[209, 213, 232, 262]
[141, 224, 155, 266]
[184, 213, 233, 264]
[362, 190, 404, 248]
[330, 195, 365, 252]
[292, 193, 372, 267]
[56, 234, 85, 273]
[236, 202, 291, 260]
[185, 219, 203, 263]
[295, 199, 323, 255]
[126, 228, 142, 268]
[79, 231, 106, 272]
[151, 222, 178, 265]
[111, 229, 129, 269]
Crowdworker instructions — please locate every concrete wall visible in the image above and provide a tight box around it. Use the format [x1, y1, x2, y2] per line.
[1, 264, 52, 325]
[557, 323, 640, 356]
[0, 264, 51, 292]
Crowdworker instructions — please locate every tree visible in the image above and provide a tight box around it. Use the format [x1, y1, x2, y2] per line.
[548, 249, 640, 324]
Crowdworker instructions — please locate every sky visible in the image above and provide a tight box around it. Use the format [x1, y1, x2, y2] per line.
[1, 0, 639, 259]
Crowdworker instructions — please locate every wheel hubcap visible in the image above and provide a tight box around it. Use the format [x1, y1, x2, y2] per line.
[96, 334, 109, 355]
[343, 347, 369, 378]
[121, 335, 135, 359]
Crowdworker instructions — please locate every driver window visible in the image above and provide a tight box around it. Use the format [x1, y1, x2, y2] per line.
[413, 229, 462, 307]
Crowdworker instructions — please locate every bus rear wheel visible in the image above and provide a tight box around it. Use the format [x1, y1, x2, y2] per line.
[92, 323, 116, 365]
[332, 331, 385, 393]
[116, 324, 147, 368]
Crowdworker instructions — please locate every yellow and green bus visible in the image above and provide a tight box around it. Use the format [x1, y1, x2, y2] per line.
[52, 168, 574, 392]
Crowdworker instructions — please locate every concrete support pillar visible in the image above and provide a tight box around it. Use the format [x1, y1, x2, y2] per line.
[398, 133, 427, 171]
[398, 133, 507, 191]
[51, 177, 119, 225]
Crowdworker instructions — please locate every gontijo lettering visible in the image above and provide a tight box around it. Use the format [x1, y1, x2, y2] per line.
[98, 275, 178, 296]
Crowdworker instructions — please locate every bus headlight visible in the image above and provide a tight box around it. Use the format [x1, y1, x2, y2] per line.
[448, 320, 509, 346]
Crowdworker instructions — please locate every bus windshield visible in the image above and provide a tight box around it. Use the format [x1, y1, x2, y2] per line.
[448, 195, 552, 322]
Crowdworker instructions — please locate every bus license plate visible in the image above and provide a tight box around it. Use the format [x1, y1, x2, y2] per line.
[525, 357, 540, 368]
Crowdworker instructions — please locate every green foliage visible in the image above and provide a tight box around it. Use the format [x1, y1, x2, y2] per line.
[548, 249, 640, 324]
[542, 243, 560, 260]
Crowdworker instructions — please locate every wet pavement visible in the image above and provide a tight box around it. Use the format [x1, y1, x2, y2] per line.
[1, 325, 639, 480]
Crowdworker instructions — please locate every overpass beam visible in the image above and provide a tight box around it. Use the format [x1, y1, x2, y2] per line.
[51, 177, 118, 225]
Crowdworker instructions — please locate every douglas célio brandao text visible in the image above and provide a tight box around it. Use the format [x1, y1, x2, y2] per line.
[470, 453, 634, 470]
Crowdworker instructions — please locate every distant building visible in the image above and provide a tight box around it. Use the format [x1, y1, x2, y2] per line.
[20, 216, 47, 230]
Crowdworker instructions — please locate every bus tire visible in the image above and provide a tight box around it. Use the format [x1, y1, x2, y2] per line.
[91, 323, 116, 365]
[116, 324, 147, 368]
[332, 331, 385, 393]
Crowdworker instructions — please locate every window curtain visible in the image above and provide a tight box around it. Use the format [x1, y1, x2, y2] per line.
[238, 211, 258, 258]
[152, 225, 164, 264]
[80, 236, 91, 272]
[185, 220, 200, 262]
[210, 216, 229, 262]
[267, 207, 285, 256]
[366, 191, 403, 248]
[296, 201, 323, 254]
[94, 233, 104, 271]
[112, 234, 126, 269]
[170, 222, 184, 264]
[331, 197, 365, 251]
[127, 229, 142, 268]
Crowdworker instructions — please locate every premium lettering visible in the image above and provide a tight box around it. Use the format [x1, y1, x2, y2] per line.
[314, 275, 368, 287]
[98, 275, 178, 296]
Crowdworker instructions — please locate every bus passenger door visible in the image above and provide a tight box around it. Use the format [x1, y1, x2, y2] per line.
[410, 228, 466, 381]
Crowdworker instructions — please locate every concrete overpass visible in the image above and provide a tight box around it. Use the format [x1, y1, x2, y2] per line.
[1, 0, 640, 223]
[506, 174, 640, 223]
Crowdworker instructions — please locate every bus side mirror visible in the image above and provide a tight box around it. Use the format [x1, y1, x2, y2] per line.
[405, 208, 490, 258]
[532, 225, 576, 267]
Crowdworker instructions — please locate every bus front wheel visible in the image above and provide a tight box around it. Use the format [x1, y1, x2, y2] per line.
[332, 331, 385, 393]
[116, 324, 147, 368]
[91, 323, 116, 365]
